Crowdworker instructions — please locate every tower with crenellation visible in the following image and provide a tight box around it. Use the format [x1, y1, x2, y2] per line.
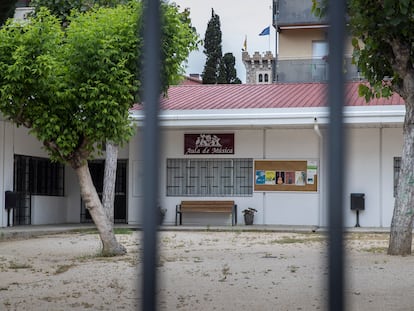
[242, 51, 275, 84]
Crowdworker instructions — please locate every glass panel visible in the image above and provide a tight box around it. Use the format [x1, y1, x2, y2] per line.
[275, 0, 328, 26]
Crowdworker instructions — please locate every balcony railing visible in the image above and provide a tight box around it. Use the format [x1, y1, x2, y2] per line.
[276, 58, 362, 83]
[273, 0, 328, 27]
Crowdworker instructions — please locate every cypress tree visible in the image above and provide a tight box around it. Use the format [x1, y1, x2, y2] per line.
[222, 52, 241, 84]
[202, 8, 223, 84]
[202, 9, 241, 84]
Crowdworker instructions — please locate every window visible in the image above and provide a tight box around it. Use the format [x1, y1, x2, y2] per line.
[14, 155, 65, 196]
[312, 41, 328, 59]
[258, 74, 263, 82]
[394, 157, 401, 197]
[166, 158, 253, 196]
[264, 74, 269, 82]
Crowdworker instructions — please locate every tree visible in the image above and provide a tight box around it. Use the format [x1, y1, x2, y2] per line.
[0, 3, 198, 255]
[222, 52, 241, 84]
[202, 9, 240, 84]
[30, 0, 128, 26]
[202, 8, 224, 84]
[313, 0, 414, 255]
[31, 0, 132, 243]
[0, 0, 18, 26]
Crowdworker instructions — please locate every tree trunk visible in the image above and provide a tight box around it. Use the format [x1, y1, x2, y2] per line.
[102, 142, 118, 224]
[75, 162, 126, 256]
[388, 75, 414, 256]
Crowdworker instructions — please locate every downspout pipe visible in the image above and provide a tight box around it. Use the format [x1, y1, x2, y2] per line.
[313, 118, 322, 231]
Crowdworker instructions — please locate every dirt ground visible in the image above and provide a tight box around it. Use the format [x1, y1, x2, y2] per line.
[0, 230, 414, 311]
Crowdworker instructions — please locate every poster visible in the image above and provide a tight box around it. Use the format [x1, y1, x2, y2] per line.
[276, 171, 285, 184]
[307, 161, 318, 185]
[253, 160, 317, 192]
[265, 171, 276, 184]
[295, 171, 306, 186]
[255, 170, 265, 185]
[285, 171, 295, 185]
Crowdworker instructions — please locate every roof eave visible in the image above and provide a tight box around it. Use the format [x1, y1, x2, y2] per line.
[129, 105, 405, 128]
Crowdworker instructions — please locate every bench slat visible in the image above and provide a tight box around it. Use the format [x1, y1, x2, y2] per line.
[180, 206, 233, 213]
[176, 200, 237, 226]
[181, 200, 234, 206]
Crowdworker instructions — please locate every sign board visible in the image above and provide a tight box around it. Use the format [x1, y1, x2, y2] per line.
[254, 160, 318, 192]
[184, 133, 234, 155]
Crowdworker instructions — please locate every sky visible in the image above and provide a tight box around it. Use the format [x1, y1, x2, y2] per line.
[171, 0, 276, 83]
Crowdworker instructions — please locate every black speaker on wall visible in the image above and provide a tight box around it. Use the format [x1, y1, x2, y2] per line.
[5, 191, 19, 210]
[350, 193, 365, 211]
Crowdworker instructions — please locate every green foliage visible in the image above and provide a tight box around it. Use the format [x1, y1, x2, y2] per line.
[313, 0, 414, 102]
[159, 4, 199, 93]
[202, 9, 239, 84]
[0, 9, 64, 132]
[0, 6, 136, 162]
[0, 3, 198, 165]
[202, 8, 223, 84]
[311, 0, 327, 19]
[221, 53, 241, 84]
[62, 3, 139, 152]
[30, 0, 129, 26]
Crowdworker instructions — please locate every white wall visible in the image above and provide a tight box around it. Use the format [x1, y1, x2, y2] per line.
[260, 129, 321, 226]
[128, 129, 266, 225]
[0, 121, 5, 226]
[381, 127, 403, 226]
[128, 129, 143, 225]
[1, 121, 404, 228]
[31, 196, 67, 225]
[2, 122, 15, 226]
[9, 123, 129, 224]
[14, 127, 48, 157]
[65, 167, 81, 223]
[127, 128, 323, 226]
[343, 127, 403, 228]
[344, 128, 381, 227]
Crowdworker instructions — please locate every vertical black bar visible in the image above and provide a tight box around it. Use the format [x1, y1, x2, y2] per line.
[328, 0, 346, 310]
[141, 0, 161, 310]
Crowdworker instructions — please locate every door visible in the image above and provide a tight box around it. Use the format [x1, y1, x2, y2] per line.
[80, 160, 127, 223]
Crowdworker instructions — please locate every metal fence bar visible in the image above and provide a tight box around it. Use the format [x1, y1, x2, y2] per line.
[141, 0, 161, 310]
[328, 0, 346, 310]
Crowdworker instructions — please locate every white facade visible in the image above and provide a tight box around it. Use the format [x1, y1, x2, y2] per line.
[0, 105, 405, 228]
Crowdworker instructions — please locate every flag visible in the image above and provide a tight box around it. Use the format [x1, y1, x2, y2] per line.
[242, 36, 247, 51]
[259, 26, 270, 36]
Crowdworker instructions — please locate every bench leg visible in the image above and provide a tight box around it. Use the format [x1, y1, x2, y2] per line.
[175, 205, 180, 226]
[175, 212, 183, 226]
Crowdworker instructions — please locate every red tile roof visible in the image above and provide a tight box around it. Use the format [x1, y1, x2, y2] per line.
[131, 82, 404, 111]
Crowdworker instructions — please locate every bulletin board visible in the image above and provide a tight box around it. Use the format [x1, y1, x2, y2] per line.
[254, 160, 318, 192]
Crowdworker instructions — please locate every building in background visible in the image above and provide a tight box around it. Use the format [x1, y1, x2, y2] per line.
[242, 51, 275, 84]
[243, 0, 361, 84]
[0, 1, 406, 229]
[13, 0, 33, 21]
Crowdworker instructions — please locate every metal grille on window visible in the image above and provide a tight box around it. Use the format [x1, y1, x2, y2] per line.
[167, 158, 253, 196]
[394, 156, 401, 197]
[14, 155, 64, 196]
[13, 155, 65, 225]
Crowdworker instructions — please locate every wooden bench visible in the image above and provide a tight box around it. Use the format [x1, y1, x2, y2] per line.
[175, 200, 237, 226]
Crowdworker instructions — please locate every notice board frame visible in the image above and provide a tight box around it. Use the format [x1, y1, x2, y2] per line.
[254, 159, 318, 192]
